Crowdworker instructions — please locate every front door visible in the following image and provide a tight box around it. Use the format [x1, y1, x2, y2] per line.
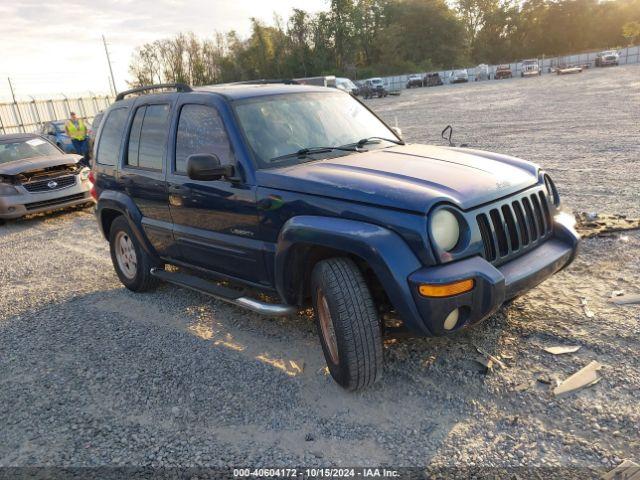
[166, 96, 268, 285]
[119, 98, 174, 257]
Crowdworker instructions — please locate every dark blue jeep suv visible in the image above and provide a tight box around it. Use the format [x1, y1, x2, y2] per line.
[92, 82, 579, 390]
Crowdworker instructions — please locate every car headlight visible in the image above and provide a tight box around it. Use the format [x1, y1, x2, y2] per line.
[544, 174, 560, 206]
[80, 168, 90, 181]
[430, 209, 461, 251]
[0, 183, 19, 196]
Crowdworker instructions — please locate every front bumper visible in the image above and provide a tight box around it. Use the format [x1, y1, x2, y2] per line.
[0, 178, 93, 219]
[405, 220, 579, 336]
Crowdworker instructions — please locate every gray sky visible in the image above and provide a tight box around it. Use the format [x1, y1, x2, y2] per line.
[0, 0, 326, 101]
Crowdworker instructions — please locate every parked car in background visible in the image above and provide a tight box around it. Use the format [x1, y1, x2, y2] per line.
[92, 82, 579, 390]
[88, 111, 105, 158]
[361, 77, 388, 98]
[38, 120, 74, 153]
[0, 134, 93, 221]
[335, 77, 359, 96]
[336, 78, 358, 95]
[595, 50, 619, 67]
[475, 64, 490, 81]
[424, 73, 443, 87]
[450, 69, 469, 83]
[406, 74, 423, 88]
[494, 64, 513, 79]
[521, 59, 541, 77]
[295, 75, 337, 87]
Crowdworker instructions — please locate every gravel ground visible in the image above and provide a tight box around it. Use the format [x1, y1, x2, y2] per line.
[1, 66, 639, 477]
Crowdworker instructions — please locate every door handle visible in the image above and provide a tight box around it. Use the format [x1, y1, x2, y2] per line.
[169, 193, 183, 207]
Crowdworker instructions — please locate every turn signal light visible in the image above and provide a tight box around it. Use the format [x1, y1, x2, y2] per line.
[418, 279, 474, 298]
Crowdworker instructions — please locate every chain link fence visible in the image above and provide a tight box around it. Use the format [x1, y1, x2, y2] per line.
[0, 94, 114, 135]
[372, 44, 640, 92]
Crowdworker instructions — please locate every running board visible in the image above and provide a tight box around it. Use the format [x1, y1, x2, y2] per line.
[150, 268, 296, 317]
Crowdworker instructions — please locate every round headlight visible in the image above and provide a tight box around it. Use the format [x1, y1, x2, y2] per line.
[431, 209, 460, 251]
[0, 183, 19, 196]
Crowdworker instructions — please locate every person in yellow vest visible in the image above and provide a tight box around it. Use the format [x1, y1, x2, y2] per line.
[64, 112, 89, 161]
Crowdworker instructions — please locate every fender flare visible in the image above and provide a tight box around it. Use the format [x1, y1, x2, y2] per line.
[96, 191, 159, 259]
[275, 216, 426, 332]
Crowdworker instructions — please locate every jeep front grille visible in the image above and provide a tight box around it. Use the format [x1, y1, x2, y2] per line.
[476, 190, 552, 264]
[23, 175, 76, 193]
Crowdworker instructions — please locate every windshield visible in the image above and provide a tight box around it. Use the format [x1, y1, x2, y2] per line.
[234, 91, 398, 169]
[0, 137, 60, 164]
[371, 78, 383, 85]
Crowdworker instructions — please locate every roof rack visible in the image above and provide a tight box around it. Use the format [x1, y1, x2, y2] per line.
[115, 83, 193, 101]
[229, 79, 300, 85]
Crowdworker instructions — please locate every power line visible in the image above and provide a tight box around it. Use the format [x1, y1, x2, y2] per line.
[103, 35, 117, 95]
[7, 77, 26, 133]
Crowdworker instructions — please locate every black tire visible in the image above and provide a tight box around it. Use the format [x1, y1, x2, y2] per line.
[311, 258, 383, 390]
[108, 216, 160, 292]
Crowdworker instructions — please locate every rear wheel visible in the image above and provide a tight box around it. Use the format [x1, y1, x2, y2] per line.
[311, 258, 383, 390]
[109, 216, 159, 292]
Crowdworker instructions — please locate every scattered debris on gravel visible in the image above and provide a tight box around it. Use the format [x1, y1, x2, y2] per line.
[575, 212, 640, 238]
[553, 361, 602, 396]
[543, 345, 581, 355]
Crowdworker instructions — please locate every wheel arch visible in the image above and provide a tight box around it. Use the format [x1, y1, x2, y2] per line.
[275, 216, 425, 330]
[96, 191, 159, 260]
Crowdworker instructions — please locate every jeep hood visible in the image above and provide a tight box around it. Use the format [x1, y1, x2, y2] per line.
[257, 144, 540, 213]
[0, 154, 83, 176]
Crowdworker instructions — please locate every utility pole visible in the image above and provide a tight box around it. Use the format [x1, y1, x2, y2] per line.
[7, 77, 26, 133]
[103, 35, 117, 95]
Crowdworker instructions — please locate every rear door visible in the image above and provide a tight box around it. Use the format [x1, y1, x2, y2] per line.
[166, 94, 268, 285]
[119, 96, 175, 257]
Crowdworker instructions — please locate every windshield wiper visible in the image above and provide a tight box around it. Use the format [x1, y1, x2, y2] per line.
[271, 145, 359, 162]
[356, 136, 405, 148]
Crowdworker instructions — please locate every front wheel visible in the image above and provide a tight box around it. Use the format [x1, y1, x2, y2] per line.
[311, 258, 383, 390]
[109, 216, 160, 292]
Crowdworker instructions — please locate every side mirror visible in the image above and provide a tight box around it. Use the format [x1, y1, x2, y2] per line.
[441, 125, 454, 146]
[391, 126, 403, 139]
[187, 153, 234, 181]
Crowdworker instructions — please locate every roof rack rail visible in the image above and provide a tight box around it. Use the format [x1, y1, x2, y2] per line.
[230, 79, 300, 85]
[115, 83, 193, 101]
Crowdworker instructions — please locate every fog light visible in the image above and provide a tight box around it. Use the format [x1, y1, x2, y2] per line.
[418, 279, 474, 297]
[443, 309, 459, 331]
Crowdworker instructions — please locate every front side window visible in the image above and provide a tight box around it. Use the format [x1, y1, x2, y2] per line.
[233, 91, 397, 169]
[126, 104, 170, 170]
[96, 107, 129, 166]
[175, 104, 234, 174]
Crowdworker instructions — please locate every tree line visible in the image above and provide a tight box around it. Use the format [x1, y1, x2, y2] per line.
[128, 0, 640, 87]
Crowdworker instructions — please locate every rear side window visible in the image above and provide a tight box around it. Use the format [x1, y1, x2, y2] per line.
[96, 107, 129, 166]
[126, 104, 170, 170]
[175, 104, 234, 174]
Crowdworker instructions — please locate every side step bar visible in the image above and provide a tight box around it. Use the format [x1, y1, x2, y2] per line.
[150, 268, 296, 317]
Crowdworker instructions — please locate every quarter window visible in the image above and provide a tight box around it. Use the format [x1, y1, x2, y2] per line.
[175, 104, 234, 174]
[96, 107, 129, 166]
[126, 104, 170, 170]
